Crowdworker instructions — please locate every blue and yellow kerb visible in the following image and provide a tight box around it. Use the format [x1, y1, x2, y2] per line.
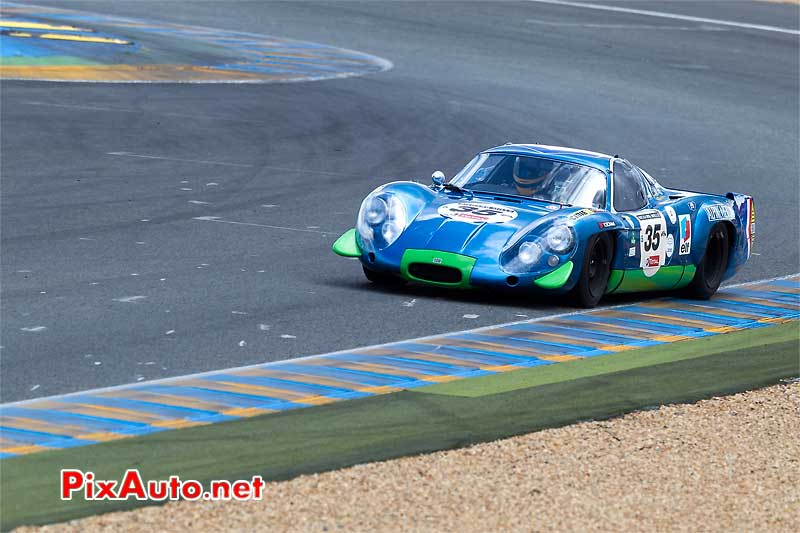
[0, 276, 797, 458]
[0, 2, 390, 82]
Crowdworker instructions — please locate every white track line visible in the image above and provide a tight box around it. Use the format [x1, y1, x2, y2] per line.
[526, 0, 800, 35]
[107, 151, 253, 168]
[192, 216, 338, 236]
[4, 272, 797, 409]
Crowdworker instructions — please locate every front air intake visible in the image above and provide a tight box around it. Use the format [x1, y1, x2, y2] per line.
[408, 263, 462, 284]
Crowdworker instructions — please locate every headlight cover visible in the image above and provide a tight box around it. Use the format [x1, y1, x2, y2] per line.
[501, 223, 576, 274]
[357, 190, 408, 251]
[545, 225, 575, 254]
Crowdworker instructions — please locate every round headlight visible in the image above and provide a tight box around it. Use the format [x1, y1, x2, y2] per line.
[365, 197, 388, 225]
[545, 225, 574, 254]
[518, 241, 542, 265]
[381, 220, 402, 243]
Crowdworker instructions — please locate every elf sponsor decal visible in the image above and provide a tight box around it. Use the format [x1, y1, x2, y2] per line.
[705, 204, 735, 221]
[438, 202, 518, 224]
[678, 214, 692, 255]
[597, 221, 616, 229]
[637, 210, 668, 277]
[665, 206, 677, 224]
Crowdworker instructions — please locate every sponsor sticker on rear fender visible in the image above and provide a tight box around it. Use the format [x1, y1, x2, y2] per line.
[438, 202, 518, 224]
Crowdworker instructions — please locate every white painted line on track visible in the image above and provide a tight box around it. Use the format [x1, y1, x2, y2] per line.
[526, 0, 800, 35]
[4, 272, 797, 408]
[192, 215, 338, 236]
[106, 151, 362, 177]
[107, 151, 254, 168]
[525, 20, 729, 31]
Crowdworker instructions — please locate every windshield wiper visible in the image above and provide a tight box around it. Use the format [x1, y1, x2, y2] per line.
[441, 183, 474, 198]
[471, 190, 571, 207]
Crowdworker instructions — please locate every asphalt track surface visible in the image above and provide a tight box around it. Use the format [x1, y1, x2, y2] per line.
[2, 1, 798, 402]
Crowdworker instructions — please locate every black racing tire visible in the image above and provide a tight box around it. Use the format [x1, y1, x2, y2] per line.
[569, 233, 613, 308]
[362, 266, 407, 286]
[687, 222, 729, 300]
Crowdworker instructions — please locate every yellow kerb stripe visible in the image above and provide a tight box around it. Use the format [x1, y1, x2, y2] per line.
[0, 19, 91, 31]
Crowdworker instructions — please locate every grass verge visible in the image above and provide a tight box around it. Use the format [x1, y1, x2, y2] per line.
[1, 323, 797, 530]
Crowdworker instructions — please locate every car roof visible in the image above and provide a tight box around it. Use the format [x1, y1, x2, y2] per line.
[483, 144, 613, 172]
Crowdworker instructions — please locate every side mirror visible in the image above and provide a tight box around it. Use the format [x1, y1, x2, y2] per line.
[431, 170, 445, 186]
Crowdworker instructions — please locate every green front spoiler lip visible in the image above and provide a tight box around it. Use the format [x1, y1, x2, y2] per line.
[533, 260, 574, 289]
[332, 228, 360, 257]
[400, 249, 476, 289]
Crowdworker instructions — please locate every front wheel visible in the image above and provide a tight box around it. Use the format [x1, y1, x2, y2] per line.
[569, 233, 612, 308]
[687, 222, 729, 300]
[362, 266, 407, 287]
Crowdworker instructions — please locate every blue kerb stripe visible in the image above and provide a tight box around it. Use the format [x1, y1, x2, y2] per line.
[58, 395, 221, 418]
[585, 315, 704, 334]
[768, 280, 800, 289]
[199, 374, 358, 398]
[493, 328, 594, 351]
[141, 385, 292, 409]
[508, 323, 641, 343]
[0, 426, 97, 448]
[396, 341, 535, 365]
[1, 407, 152, 433]
[690, 299, 784, 317]
[330, 354, 471, 375]
[278, 361, 420, 383]
[404, 341, 551, 364]
[461, 332, 592, 353]
[230, 375, 362, 396]
[267, 363, 401, 387]
[715, 299, 799, 316]
[175, 385, 305, 409]
[732, 289, 800, 305]
[626, 306, 742, 326]
[446, 334, 568, 356]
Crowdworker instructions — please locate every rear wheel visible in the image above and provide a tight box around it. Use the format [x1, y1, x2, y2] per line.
[687, 222, 729, 300]
[362, 266, 406, 286]
[570, 233, 612, 308]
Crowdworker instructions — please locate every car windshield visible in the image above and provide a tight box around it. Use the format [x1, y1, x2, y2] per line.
[449, 153, 607, 209]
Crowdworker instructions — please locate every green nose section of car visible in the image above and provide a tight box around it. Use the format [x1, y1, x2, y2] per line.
[400, 249, 476, 289]
[533, 260, 574, 289]
[332, 228, 361, 257]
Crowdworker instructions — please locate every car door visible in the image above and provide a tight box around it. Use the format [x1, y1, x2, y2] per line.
[609, 160, 682, 292]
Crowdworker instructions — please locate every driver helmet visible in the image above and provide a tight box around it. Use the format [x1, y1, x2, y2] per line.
[512, 157, 552, 196]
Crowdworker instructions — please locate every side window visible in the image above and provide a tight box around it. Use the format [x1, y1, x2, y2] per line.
[613, 160, 648, 212]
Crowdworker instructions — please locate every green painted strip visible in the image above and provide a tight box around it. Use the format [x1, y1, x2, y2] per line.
[534, 260, 573, 289]
[399, 249, 476, 289]
[607, 268, 624, 293]
[421, 321, 799, 397]
[2, 325, 796, 529]
[331, 228, 360, 257]
[608, 265, 686, 294]
[0, 55, 103, 66]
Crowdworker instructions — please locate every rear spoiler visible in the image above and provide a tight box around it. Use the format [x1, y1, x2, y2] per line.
[727, 192, 755, 259]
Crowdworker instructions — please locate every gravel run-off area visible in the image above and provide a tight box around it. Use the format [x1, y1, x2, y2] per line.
[22, 382, 800, 532]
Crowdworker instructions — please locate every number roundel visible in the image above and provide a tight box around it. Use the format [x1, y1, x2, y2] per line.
[636, 210, 668, 277]
[438, 202, 518, 224]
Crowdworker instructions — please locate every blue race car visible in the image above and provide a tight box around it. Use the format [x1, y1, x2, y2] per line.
[333, 144, 755, 307]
